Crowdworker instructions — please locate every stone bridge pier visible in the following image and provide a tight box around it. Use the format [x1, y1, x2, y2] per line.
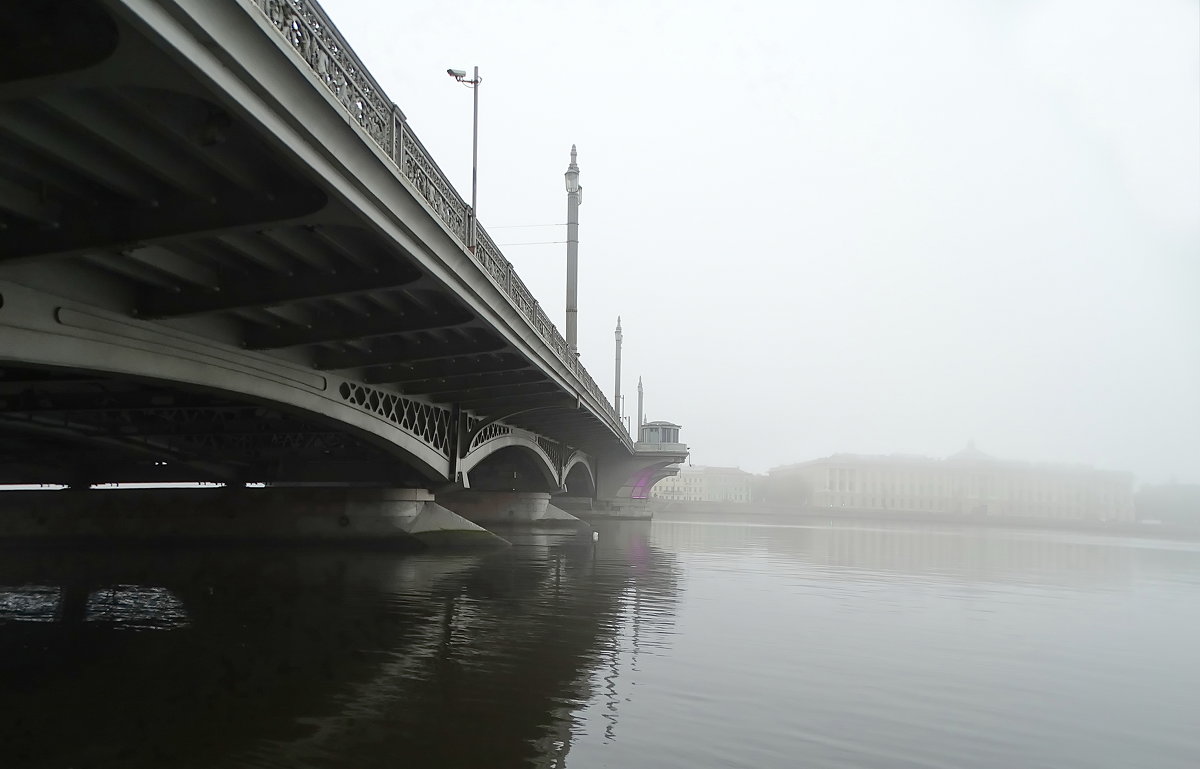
[0, 487, 505, 549]
[435, 438, 687, 528]
[0, 438, 682, 547]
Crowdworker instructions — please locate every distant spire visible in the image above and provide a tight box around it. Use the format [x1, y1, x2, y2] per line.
[637, 376, 644, 432]
[613, 315, 623, 414]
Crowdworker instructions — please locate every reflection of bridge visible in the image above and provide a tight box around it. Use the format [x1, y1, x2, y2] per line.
[0, 0, 685, 540]
[0, 527, 681, 767]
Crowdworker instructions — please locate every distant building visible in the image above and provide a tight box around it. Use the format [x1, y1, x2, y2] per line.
[768, 443, 1134, 522]
[651, 465, 753, 504]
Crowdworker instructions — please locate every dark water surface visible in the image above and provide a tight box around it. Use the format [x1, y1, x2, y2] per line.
[2, 520, 1199, 768]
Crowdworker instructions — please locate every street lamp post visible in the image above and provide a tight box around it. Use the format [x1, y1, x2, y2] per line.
[446, 66, 481, 249]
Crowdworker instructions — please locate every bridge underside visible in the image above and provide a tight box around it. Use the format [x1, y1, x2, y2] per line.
[0, 0, 643, 497]
[0, 363, 423, 487]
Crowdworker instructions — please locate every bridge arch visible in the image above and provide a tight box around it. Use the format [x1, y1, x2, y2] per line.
[562, 455, 597, 497]
[460, 434, 560, 492]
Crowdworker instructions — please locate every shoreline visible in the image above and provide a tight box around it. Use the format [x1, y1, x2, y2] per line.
[649, 503, 1200, 540]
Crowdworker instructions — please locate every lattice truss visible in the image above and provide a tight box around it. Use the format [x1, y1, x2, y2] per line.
[337, 381, 451, 457]
[462, 415, 575, 477]
[466, 417, 512, 453]
[536, 436, 566, 469]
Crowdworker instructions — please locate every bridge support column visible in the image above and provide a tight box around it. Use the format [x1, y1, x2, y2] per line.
[551, 450, 687, 522]
[0, 488, 506, 550]
[435, 491, 584, 528]
[553, 496, 653, 521]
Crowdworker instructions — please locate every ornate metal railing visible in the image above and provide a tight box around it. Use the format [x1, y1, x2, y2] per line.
[249, 0, 619, 430]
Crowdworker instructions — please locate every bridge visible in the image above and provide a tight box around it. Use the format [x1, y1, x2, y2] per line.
[0, 0, 686, 544]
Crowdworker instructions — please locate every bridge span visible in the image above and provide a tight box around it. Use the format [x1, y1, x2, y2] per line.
[0, 0, 685, 543]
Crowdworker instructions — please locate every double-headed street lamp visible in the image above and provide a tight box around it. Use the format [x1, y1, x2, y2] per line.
[447, 66, 481, 250]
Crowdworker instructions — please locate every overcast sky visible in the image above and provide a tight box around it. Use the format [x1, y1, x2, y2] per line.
[320, 0, 1199, 484]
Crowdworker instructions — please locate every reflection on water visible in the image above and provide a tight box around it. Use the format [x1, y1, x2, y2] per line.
[651, 520, 1145, 587]
[1, 520, 1198, 768]
[1, 585, 189, 628]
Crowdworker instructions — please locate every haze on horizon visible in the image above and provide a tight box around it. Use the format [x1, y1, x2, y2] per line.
[320, 0, 1200, 485]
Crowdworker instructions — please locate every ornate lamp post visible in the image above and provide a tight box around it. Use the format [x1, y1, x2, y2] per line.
[564, 145, 582, 352]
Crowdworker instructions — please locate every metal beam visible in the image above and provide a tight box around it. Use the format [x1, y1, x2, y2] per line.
[399, 368, 547, 395]
[0, 393, 244, 413]
[361, 353, 529, 385]
[314, 330, 507, 370]
[0, 186, 327, 262]
[459, 392, 578, 411]
[0, 106, 162, 202]
[428, 382, 560, 404]
[135, 262, 423, 319]
[261, 225, 375, 274]
[0, 415, 240, 482]
[243, 305, 473, 349]
[211, 231, 307, 276]
[309, 225, 394, 272]
[105, 89, 279, 191]
[40, 91, 227, 201]
[0, 177, 61, 225]
[515, 412, 599, 428]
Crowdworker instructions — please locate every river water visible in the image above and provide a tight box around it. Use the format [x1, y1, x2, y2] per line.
[2, 518, 1198, 768]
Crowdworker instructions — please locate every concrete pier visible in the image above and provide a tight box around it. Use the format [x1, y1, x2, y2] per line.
[436, 491, 586, 527]
[0, 488, 508, 550]
[554, 496, 653, 521]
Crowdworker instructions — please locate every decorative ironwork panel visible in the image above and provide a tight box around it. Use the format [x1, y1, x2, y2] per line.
[397, 122, 469, 241]
[467, 419, 512, 452]
[473, 226, 512, 287]
[252, 0, 392, 151]
[249, 0, 622, 431]
[536, 436, 566, 470]
[337, 381, 451, 457]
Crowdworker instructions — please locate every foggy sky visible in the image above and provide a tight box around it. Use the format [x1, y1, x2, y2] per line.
[319, 0, 1199, 484]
